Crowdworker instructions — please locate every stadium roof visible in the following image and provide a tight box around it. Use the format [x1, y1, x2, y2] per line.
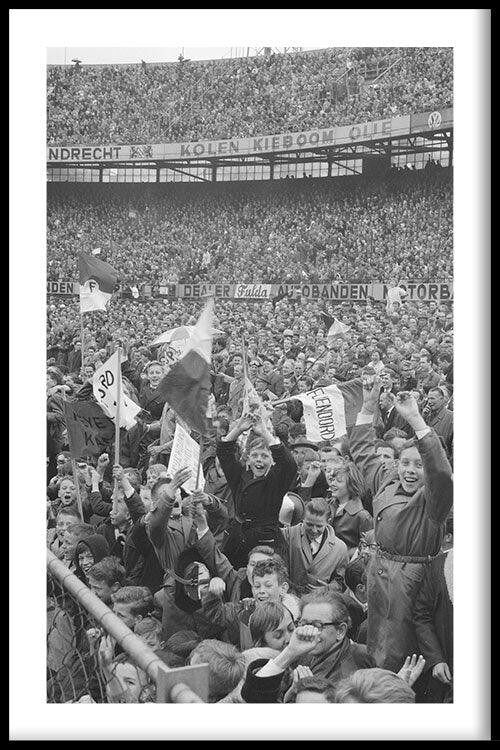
[46, 108, 453, 179]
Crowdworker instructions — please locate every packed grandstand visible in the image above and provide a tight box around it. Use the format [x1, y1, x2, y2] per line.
[47, 47, 454, 705]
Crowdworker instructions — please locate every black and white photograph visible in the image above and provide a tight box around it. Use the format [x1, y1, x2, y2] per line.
[10, 9, 490, 741]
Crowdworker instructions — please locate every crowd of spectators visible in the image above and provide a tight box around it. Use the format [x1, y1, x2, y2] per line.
[46, 45, 453, 706]
[47, 47, 453, 145]
[47, 285, 454, 703]
[48, 166, 453, 286]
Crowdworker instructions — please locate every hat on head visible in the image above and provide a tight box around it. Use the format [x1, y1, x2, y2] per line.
[289, 437, 319, 452]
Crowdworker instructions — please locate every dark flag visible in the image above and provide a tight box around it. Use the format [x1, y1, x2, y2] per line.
[157, 300, 215, 436]
[64, 399, 115, 459]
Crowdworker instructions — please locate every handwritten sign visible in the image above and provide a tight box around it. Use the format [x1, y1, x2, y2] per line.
[64, 400, 115, 459]
[167, 422, 205, 493]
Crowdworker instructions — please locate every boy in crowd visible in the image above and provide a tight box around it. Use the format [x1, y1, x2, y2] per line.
[201, 557, 299, 650]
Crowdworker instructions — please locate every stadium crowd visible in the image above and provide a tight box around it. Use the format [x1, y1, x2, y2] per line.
[46, 45, 453, 707]
[48, 167, 453, 286]
[47, 47, 452, 145]
[47, 279, 454, 704]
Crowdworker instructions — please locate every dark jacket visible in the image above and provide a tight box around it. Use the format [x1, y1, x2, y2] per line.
[216, 439, 297, 528]
[328, 496, 374, 552]
[349, 421, 453, 672]
[91, 489, 146, 573]
[160, 545, 227, 640]
[425, 407, 453, 461]
[240, 658, 286, 703]
[47, 393, 66, 457]
[374, 406, 413, 439]
[139, 384, 169, 421]
[67, 349, 82, 374]
[300, 636, 376, 683]
[413, 549, 453, 702]
[195, 527, 253, 605]
[125, 523, 165, 594]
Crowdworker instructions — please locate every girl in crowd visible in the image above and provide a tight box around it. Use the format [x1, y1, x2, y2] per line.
[324, 460, 374, 557]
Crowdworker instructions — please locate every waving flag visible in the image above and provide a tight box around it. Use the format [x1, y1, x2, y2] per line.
[327, 318, 350, 338]
[92, 351, 142, 430]
[277, 379, 363, 443]
[157, 299, 215, 435]
[78, 252, 118, 313]
[242, 376, 274, 434]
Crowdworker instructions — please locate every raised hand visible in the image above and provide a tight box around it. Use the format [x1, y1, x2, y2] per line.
[360, 375, 382, 416]
[394, 392, 421, 423]
[285, 625, 320, 659]
[238, 413, 256, 434]
[190, 489, 212, 507]
[98, 634, 116, 667]
[181, 495, 195, 517]
[304, 460, 322, 487]
[191, 501, 209, 531]
[208, 577, 226, 597]
[397, 654, 426, 686]
[97, 453, 110, 473]
[112, 464, 125, 483]
[171, 467, 192, 491]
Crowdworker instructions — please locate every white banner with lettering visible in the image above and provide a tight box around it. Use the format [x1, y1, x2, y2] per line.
[47, 115, 414, 163]
[167, 422, 205, 493]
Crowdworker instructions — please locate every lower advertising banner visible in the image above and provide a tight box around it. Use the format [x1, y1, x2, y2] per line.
[47, 280, 79, 296]
[371, 282, 453, 302]
[233, 283, 273, 299]
[49, 280, 453, 302]
[272, 283, 372, 301]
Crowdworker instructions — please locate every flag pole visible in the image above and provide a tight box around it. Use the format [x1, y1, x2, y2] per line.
[71, 458, 84, 520]
[273, 349, 330, 406]
[115, 345, 122, 469]
[80, 314, 85, 374]
[241, 335, 249, 382]
[195, 434, 203, 491]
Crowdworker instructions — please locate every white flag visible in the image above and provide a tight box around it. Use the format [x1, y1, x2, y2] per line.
[242, 376, 274, 434]
[130, 285, 139, 299]
[93, 351, 141, 430]
[327, 318, 350, 338]
[92, 247, 102, 255]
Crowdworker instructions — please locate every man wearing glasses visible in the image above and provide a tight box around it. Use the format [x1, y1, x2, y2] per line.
[295, 589, 376, 681]
[246, 589, 375, 695]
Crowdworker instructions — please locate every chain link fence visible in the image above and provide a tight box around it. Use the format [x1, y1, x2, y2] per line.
[47, 550, 208, 703]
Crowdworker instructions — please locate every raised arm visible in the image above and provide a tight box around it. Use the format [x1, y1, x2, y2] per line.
[191, 503, 239, 593]
[348, 377, 390, 496]
[216, 414, 254, 492]
[394, 395, 453, 524]
[251, 418, 297, 499]
[146, 467, 192, 548]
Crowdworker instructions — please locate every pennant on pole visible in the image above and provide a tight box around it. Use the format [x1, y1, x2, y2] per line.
[327, 318, 350, 338]
[78, 252, 119, 313]
[92, 351, 141, 429]
[157, 299, 215, 435]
